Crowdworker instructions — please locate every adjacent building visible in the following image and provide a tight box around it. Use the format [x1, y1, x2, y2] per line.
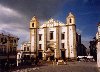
[0, 33, 19, 68]
[76, 33, 87, 56]
[89, 38, 97, 60]
[20, 41, 32, 64]
[29, 12, 77, 60]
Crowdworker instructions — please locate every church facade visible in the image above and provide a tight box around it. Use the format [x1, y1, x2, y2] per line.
[29, 12, 77, 60]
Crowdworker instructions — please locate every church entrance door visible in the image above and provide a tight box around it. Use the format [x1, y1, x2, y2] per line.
[38, 52, 42, 60]
[50, 55, 54, 60]
[61, 51, 65, 60]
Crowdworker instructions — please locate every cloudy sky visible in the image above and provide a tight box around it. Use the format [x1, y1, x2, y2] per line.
[0, 0, 100, 48]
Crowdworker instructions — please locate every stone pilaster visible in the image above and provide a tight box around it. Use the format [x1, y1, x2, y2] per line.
[31, 28, 37, 58]
[43, 27, 47, 60]
[55, 26, 60, 59]
[67, 25, 70, 58]
[72, 25, 77, 59]
[34, 29, 37, 52]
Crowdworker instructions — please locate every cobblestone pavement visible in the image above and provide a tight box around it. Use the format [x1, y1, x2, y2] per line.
[12, 62, 99, 72]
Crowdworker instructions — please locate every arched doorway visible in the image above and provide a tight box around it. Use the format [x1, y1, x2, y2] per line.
[45, 48, 54, 61]
[50, 55, 54, 60]
[46, 41, 56, 61]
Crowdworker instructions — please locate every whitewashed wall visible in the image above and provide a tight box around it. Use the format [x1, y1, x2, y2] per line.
[59, 26, 68, 57]
[38, 29, 44, 50]
[69, 26, 74, 57]
[47, 28, 56, 41]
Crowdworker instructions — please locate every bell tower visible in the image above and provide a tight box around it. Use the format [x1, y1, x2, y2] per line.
[30, 16, 39, 28]
[66, 12, 75, 25]
[66, 12, 77, 59]
[30, 16, 39, 56]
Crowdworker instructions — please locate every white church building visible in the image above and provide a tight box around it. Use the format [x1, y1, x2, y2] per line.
[29, 12, 77, 60]
[96, 23, 100, 67]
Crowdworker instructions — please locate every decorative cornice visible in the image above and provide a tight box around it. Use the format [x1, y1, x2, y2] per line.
[66, 24, 76, 26]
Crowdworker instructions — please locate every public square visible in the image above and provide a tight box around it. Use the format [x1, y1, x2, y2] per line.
[12, 62, 99, 72]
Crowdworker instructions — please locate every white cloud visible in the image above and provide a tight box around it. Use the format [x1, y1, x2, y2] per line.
[0, 4, 21, 17]
[0, 21, 29, 41]
[81, 36, 93, 41]
[0, 23, 29, 48]
[0, 4, 29, 48]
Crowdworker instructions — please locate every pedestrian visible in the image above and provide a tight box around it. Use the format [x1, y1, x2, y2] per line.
[56, 58, 58, 65]
[53, 61, 55, 65]
[35, 60, 38, 66]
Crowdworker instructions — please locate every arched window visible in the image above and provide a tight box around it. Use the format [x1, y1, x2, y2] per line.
[70, 18, 72, 23]
[32, 23, 34, 27]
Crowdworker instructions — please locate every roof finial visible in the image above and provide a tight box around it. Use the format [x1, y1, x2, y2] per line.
[68, 12, 74, 17]
[31, 16, 37, 21]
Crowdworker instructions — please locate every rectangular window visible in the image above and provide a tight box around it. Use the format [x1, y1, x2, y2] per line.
[39, 34, 42, 41]
[61, 43, 64, 48]
[13, 47, 16, 52]
[24, 47, 26, 51]
[27, 47, 29, 51]
[1, 48, 3, 53]
[0, 48, 1, 52]
[14, 40, 16, 43]
[1, 38, 3, 42]
[4, 48, 6, 53]
[61, 32, 65, 40]
[39, 44, 42, 49]
[50, 31, 54, 40]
